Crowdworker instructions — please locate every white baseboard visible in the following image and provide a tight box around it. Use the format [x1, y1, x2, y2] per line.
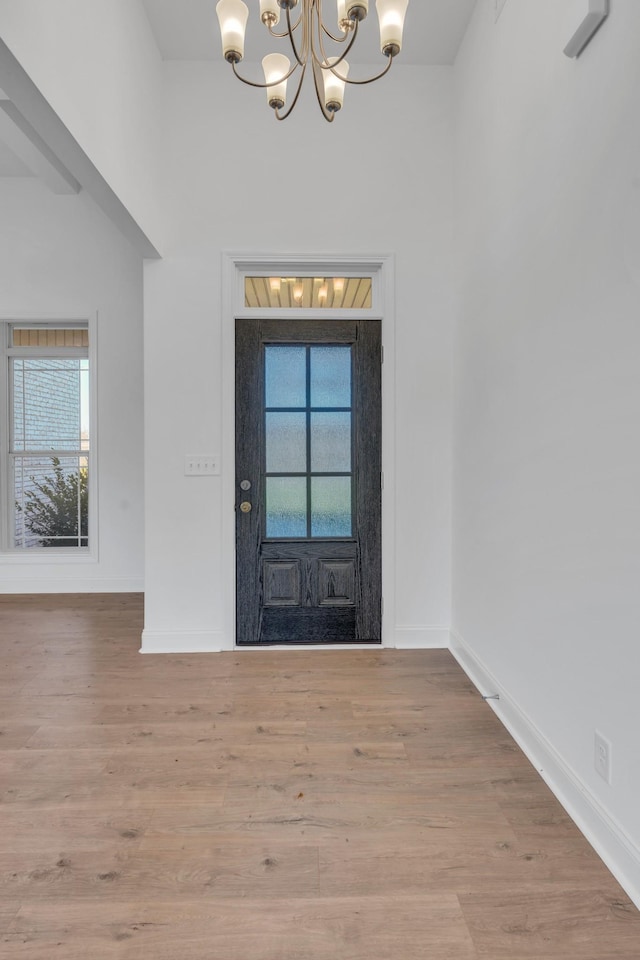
[140, 629, 226, 654]
[450, 629, 640, 911]
[393, 626, 450, 648]
[0, 578, 144, 593]
[141, 626, 450, 653]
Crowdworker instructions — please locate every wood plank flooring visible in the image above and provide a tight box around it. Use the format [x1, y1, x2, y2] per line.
[0, 593, 638, 959]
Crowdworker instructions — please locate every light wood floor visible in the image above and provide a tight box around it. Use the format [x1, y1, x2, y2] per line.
[0, 594, 638, 959]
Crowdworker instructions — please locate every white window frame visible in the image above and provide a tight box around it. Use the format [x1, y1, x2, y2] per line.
[0, 315, 98, 563]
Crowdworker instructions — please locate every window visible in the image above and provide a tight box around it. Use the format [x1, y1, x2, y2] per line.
[264, 344, 353, 539]
[1, 323, 90, 552]
[245, 275, 372, 310]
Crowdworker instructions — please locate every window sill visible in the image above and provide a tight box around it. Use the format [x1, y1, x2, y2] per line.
[0, 550, 97, 565]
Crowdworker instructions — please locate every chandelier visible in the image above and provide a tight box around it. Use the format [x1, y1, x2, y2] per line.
[215, 0, 409, 122]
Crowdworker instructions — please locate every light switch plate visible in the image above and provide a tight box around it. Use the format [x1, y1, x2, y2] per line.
[185, 455, 219, 476]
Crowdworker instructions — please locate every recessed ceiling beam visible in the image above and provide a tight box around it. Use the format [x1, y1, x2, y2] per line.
[0, 100, 80, 194]
[0, 38, 161, 258]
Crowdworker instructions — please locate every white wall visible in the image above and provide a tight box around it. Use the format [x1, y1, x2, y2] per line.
[0, 0, 164, 252]
[0, 180, 144, 591]
[452, 0, 640, 901]
[142, 62, 454, 651]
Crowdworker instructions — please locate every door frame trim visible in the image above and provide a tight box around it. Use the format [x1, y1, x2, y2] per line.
[221, 252, 396, 649]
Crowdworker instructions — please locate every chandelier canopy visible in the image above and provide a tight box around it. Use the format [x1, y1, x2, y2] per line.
[216, 0, 410, 122]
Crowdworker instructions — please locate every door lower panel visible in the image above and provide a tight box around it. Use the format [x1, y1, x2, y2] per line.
[258, 607, 357, 645]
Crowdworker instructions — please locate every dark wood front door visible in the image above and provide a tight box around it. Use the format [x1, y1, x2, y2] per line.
[235, 319, 381, 645]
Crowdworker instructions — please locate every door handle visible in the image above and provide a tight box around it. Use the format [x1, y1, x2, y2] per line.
[239, 501, 252, 513]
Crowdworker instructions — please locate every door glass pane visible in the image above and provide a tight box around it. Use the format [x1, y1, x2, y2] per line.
[265, 346, 306, 408]
[310, 412, 351, 473]
[310, 347, 351, 407]
[266, 477, 307, 538]
[311, 476, 352, 537]
[266, 412, 307, 473]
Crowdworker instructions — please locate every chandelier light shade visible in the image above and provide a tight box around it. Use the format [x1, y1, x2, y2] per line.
[348, 1, 368, 20]
[215, 0, 410, 122]
[376, 0, 409, 56]
[216, 0, 250, 61]
[322, 56, 349, 112]
[262, 53, 291, 108]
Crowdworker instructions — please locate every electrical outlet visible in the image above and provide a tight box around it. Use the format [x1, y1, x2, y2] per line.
[594, 731, 612, 785]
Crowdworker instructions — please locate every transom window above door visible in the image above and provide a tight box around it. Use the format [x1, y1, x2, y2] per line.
[245, 276, 372, 310]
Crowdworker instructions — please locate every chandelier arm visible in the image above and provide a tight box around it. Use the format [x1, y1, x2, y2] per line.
[314, 11, 360, 69]
[267, 10, 303, 39]
[275, 61, 310, 121]
[319, 5, 353, 46]
[311, 57, 336, 123]
[338, 54, 394, 85]
[231, 58, 300, 90]
[321, 24, 352, 43]
[285, 4, 306, 68]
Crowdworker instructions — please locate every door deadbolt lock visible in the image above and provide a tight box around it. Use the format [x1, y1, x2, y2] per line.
[239, 501, 252, 513]
[240, 480, 251, 491]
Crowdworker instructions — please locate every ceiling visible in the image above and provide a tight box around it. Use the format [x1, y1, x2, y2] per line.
[141, 0, 478, 66]
[0, 1, 477, 178]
